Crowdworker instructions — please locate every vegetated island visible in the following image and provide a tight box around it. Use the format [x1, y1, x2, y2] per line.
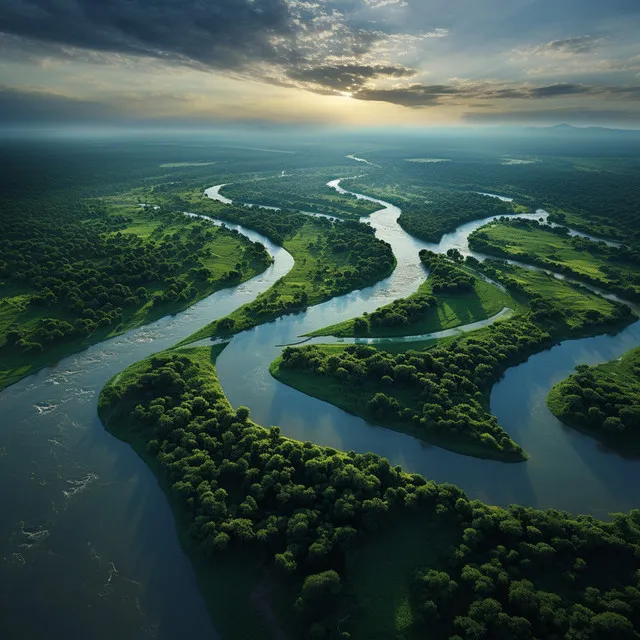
[548, 346, 640, 456]
[469, 218, 640, 301]
[181, 211, 395, 344]
[0, 199, 271, 391]
[271, 257, 635, 462]
[307, 249, 521, 338]
[99, 344, 640, 640]
[340, 174, 529, 242]
[221, 168, 381, 219]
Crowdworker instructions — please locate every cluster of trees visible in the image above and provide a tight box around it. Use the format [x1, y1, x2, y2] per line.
[223, 170, 379, 219]
[201, 203, 310, 245]
[277, 261, 633, 460]
[420, 249, 475, 292]
[0, 195, 271, 354]
[398, 189, 513, 243]
[469, 219, 640, 301]
[354, 293, 437, 333]
[100, 348, 640, 638]
[342, 173, 514, 243]
[279, 319, 550, 460]
[204, 217, 395, 337]
[412, 502, 640, 639]
[548, 347, 640, 448]
[99, 350, 466, 635]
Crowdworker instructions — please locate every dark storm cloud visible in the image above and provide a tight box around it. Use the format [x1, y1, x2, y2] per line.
[0, 0, 294, 70]
[286, 63, 414, 92]
[528, 84, 593, 98]
[0, 86, 115, 123]
[353, 82, 640, 108]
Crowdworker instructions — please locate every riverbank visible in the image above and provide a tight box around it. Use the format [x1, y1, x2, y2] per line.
[547, 345, 640, 456]
[98, 345, 296, 639]
[0, 213, 272, 392]
[180, 220, 395, 344]
[306, 266, 520, 338]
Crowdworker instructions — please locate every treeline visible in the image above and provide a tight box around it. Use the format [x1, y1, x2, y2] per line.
[399, 189, 513, 242]
[0, 195, 271, 356]
[342, 175, 515, 242]
[100, 348, 640, 639]
[373, 152, 640, 253]
[353, 293, 437, 333]
[469, 218, 640, 301]
[275, 260, 633, 460]
[412, 503, 640, 640]
[223, 170, 379, 219]
[419, 249, 474, 292]
[191, 217, 395, 339]
[547, 347, 640, 452]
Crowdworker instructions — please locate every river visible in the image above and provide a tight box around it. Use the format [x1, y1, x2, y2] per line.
[1, 171, 639, 638]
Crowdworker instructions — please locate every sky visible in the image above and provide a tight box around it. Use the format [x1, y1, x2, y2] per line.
[1, 0, 639, 129]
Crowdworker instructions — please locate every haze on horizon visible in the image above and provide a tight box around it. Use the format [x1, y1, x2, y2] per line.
[1, 0, 639, 130]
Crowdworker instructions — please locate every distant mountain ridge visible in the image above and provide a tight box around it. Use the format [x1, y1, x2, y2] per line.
[527, 123, 640, 136]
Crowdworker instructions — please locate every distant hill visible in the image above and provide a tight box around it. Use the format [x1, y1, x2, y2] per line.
[527, 123, 640, 136]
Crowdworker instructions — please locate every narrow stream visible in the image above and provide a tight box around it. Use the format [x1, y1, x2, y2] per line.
[212, 178, 640, 521]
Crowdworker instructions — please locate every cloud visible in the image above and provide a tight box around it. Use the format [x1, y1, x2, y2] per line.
[286, 63, 414, 92]
[528, 83, 593, 98]
[0, 0, 295, 71]
[362, 0, 408, 9]
[351, 80, 640, 107]
[517, 35, 605, 58]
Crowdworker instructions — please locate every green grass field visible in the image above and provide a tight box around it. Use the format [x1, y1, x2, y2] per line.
[182, 221, 395, 344]
[470, 222, 640, 299]
[308, 270, 519, 338]
[0, 209, 269, 391]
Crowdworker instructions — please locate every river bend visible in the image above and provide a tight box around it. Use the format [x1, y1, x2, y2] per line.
[1, 170, 639, 639]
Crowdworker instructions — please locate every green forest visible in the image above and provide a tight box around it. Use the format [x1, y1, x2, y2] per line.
[272, 256, 634, 461]
[548, 347, 640, 455]
[4, 136, 640, 639]
[99, 345, 640, 639]
[307, 250, 516, 339]
[0, 196, 271, 390]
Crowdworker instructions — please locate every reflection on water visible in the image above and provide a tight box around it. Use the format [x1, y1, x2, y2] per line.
[215, 180, 640, 522]
[0, 217, 292, 639]
[2, 177, 639, 639]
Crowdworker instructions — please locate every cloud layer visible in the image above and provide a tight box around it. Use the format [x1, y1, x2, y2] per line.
[1, 0, 639, 125]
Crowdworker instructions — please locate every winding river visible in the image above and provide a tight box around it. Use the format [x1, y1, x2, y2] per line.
[2, 167, 640, 638]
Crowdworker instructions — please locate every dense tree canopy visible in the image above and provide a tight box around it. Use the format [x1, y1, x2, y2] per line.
[100, 347, 640, 639]
[548, 347, 640, 453]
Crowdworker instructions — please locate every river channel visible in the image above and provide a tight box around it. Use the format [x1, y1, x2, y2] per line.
[1, 168, 639, 639]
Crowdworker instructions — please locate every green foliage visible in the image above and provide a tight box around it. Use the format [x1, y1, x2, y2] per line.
[184, 218, 395, 342]
[548, 347, 640, 454]
[419, 250, 475, 292]
[341, 175, 516, 242]
[308, 256, 517, 339]
[412, 504, 640, 640]
[273, 261, 633, 461]
[469, 218, 640, 301]
[0, 195, 271, 390]
[223, 168, 380, 219]
[100, 346, 640, 639]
